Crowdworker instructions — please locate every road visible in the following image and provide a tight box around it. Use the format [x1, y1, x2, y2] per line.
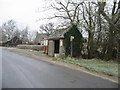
[2, 48, 118, 88]
[0, 48, 2, 89]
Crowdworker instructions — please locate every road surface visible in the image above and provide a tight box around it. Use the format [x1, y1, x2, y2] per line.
[2, 48, 118, 88]
[0, 48, 2, 89]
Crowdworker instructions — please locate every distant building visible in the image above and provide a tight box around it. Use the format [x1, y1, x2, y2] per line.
[34, 32, 48, 45]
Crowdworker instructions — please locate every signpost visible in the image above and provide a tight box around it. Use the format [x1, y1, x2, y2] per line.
[70, 36, 74, 57]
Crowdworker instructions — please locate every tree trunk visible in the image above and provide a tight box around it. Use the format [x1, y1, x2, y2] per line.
[87, 31, 94, 59]
[105, 24, 115, 60]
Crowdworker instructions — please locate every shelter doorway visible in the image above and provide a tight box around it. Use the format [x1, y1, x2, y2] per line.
[54, 40, 60, 53]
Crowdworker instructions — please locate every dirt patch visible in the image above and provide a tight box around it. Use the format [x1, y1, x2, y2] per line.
[3, 47, 119, 83]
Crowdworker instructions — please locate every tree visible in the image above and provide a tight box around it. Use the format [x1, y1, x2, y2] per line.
[39, 23, 55, 36]
[80, 2, 97, 59]
[28, 31, 37, 44]
[1, 20, 20, 45]
[20, 27, 29, 44]
[45, 0, 83, 26]
[0, 27, 2, 44]
[1, 20, 18, 40]
[97, 0, 120, 60]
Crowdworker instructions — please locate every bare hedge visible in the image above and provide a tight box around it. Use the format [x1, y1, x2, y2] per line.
[17, 45, 44, 51]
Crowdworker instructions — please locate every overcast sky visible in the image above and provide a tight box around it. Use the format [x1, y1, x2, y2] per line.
[0, 0, 115, 32]
[0, 0, 55, 31]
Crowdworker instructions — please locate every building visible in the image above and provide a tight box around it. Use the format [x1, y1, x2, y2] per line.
[34, 32, 48, 45]
[48, 28, 67, 57]
[48, 25, 83, 57]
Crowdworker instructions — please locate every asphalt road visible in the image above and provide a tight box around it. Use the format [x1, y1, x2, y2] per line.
[2, 48, 118, 88]
[0, 48, 2, 89]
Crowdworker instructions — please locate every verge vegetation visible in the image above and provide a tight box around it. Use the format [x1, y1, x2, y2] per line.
[54, 57, 119, 77]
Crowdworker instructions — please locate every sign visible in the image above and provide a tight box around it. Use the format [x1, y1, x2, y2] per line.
[60, 40, 63, 46]
[70, 36, 74, 41]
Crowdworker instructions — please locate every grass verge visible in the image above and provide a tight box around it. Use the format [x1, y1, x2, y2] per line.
[54, 57, 119, 77]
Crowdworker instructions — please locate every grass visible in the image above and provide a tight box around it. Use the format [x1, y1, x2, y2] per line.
[55, 57, 119, 77]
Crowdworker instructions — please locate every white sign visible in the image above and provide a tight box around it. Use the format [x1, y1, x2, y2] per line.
[60, 40, 63, 46]
[70, 36, 74, 41]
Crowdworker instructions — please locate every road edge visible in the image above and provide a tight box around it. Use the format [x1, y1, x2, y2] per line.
[3, 47, 119, 84]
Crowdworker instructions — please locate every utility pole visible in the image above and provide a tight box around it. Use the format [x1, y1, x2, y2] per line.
[70, 36, 74, 57]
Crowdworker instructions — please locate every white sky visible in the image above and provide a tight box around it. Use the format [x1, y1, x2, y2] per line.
[0, 0, 115, 32]
[0, 0, 54, 31]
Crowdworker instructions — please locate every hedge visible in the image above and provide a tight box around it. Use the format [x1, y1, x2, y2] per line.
[17, 45, 44, 51]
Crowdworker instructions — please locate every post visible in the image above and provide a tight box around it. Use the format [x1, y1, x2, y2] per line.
[71, 40, 73, 57]
[70, 36, 74, 57]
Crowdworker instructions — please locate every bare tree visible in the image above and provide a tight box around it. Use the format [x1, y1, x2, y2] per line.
[28, 31, 37, 44]
[39, 23, 55, 36]
[1, 20, 17, 40]
[80, 2, 97, 59]
[20, 27, 29, 44]
[97, 0, 120, 59]
[0, 27, 2, 42]
[44, 0, 83, 26]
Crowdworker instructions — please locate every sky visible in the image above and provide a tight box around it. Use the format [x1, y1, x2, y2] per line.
[0, 0, 115, 32]
[0, 0, 54, 31]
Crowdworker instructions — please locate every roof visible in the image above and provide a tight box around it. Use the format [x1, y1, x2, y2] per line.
[48, 27, 69, 40]
[35, 33, 48, 43]
[48, 25, 81, 40]
[35, 33, 48, 40]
